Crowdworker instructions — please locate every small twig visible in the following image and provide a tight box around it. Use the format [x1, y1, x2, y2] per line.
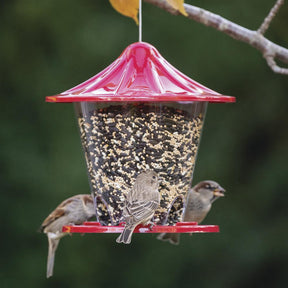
[258, 0, 284, 35]
[265, 54, 288, 74]
[144, 0, 288, 75]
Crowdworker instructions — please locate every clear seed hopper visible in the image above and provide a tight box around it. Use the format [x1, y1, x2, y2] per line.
[46, 42, 235, 235]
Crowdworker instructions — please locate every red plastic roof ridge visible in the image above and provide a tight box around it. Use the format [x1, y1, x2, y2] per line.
[46, 42, 235, 103]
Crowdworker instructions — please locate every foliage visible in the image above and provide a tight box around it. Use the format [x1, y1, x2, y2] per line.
[109, 0, 187, 23]
[109, 0, 140, 24]
[165, 0, 188, 16]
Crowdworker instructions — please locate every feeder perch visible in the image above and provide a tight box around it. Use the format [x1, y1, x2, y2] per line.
[46, 42, 235, 233]
[63, 222, 219, 234]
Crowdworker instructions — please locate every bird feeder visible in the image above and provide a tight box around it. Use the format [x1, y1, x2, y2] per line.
[46, 42, 235, 234]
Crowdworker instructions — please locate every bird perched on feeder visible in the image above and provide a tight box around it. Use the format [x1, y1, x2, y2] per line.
[116, 170, 160, 244]
[157, 180, 225, 245]
[40, 194, 95, 278]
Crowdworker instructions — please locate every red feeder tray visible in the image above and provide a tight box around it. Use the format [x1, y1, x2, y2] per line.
[62, 222, 219, 234]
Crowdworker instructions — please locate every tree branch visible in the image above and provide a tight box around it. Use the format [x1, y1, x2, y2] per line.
[144, 0, 288, 75]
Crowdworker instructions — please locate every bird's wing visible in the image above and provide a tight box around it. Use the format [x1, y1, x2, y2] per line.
[40, 207, 66, 231]
[125, 199, 159, 223]
[40, 197, 79, 231]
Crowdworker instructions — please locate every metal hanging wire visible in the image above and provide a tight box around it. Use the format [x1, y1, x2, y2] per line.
[139, 0, 142, 42]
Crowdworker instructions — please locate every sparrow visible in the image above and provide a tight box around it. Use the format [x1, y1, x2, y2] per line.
[40, 194, 95, 278]
[157, 180, 225, 245]
[116, 170, 160, 244]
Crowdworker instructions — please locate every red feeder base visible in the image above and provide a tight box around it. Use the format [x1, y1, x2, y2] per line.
[62, 222, 219, 234]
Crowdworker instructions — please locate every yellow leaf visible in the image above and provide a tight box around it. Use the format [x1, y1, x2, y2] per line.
[166, 0, 188, 16]
[109, 0, 139, 25]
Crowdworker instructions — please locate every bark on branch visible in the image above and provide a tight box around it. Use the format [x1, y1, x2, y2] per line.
[144, 0, 288, 75]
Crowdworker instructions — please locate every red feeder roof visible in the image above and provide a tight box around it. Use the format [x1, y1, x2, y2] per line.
[46, 42, 235, 103]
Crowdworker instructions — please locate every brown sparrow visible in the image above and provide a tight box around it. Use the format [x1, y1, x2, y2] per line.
[40, 194, 95, 278]
[157, 180, 225, 245]
[116, 170, 160, 244]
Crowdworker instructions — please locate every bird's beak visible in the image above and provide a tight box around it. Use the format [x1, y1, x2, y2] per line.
[213, 187, 225, 197]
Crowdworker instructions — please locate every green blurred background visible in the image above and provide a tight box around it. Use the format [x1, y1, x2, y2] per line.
[1, 0, 288, 287]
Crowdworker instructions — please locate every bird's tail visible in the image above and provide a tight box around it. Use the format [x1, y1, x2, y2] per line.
[157, 233, 180, 245]
[116, 225, 137, 244]
[46, 237, 60, 278]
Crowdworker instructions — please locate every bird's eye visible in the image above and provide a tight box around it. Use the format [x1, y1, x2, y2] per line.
[152, 176, 156, 180]
[205, 184, 211, 189]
